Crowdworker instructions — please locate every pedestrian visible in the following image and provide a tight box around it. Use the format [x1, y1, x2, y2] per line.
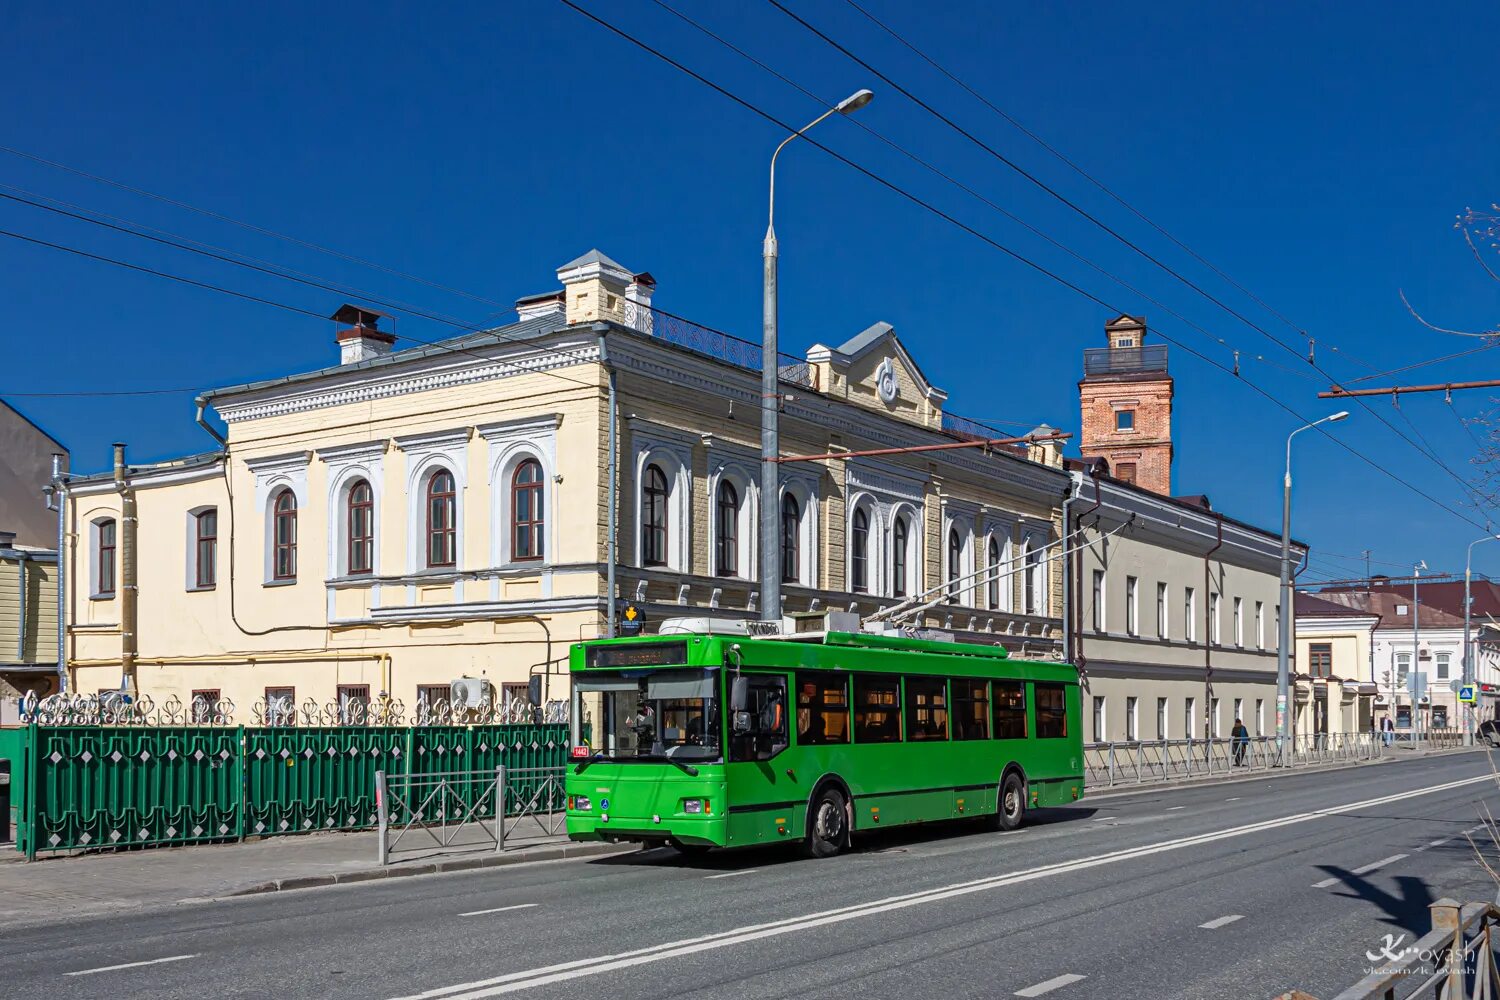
[1231, 717, 1249, 766]
[1381, 714, 1395, 747]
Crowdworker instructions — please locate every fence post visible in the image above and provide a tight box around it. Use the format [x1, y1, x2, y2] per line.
[495, 765, 506, 853]
[375, 770, 388, 866]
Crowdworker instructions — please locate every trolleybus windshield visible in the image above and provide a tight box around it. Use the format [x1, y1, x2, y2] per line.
[573, 668, 721, 765]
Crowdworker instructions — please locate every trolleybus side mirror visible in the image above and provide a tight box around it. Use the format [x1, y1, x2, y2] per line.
[730, 676, 749, 712]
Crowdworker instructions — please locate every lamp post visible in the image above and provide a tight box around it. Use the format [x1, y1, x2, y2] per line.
[1412, 559, 1426, 740]
[1464, 534, 1500, 745]
[761, 88, 873, 622]
[1277, 411, 1349, 752]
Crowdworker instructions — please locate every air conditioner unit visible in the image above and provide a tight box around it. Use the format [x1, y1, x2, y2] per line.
[450, 677, 491, 708]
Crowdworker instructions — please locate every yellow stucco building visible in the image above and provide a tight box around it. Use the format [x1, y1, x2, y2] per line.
[1292, 591, 1378, 738]
[61, 250, 1071, 716]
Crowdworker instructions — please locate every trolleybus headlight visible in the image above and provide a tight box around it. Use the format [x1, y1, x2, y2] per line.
[683, 799, 704, 815]
[570, 795, 592, 811]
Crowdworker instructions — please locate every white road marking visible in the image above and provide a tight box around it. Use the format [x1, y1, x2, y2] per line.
[1166, 806, 1186, 811]
[1225, 797, 1241, 802]
[1432, 837, 1454, 847]
[1312, 853, 1409, 889]
[704, 869, 759, 880]
[459, 904, 539, 918]
[1014, 973, 1087, 997]
[65, 954, 198, 977]
[1199, 914, 1244, 930]
[395, 774, 1489, 1000]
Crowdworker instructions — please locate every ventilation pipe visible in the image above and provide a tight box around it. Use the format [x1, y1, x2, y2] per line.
[114, 443, 138, 697]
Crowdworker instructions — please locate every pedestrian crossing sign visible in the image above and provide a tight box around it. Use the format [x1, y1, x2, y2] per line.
[1460, 685, 1477, 704]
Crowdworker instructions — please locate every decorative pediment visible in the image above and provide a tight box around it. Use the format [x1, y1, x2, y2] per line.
[807, 322, 946, 427]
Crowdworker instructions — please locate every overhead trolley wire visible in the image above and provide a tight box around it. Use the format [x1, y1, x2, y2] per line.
[556, 0, 1489, 532]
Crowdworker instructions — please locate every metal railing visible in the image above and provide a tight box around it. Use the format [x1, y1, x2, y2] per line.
[1084, 733, 1386, 789]
[621, 301, 815, 389]
[374, 765, 566, 865]
[1320, 899, 1500, 999]
[19, 692, 572, 727]
[1083, 344, 1169, 376]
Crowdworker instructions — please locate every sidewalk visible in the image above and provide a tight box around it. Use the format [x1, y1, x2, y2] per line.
[0, 825, 627, 930]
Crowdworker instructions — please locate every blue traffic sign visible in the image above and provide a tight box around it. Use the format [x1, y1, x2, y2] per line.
[1459, 685, 1478, 704]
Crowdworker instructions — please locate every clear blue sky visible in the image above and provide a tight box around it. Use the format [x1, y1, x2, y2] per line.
[2, 0, 1497, 582]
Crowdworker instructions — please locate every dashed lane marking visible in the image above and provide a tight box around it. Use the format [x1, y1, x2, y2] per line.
[704, 870, 760, 880]
[1312, 854, 1408, 889]
[65, 955, 199, 977]
[1199, 914, 1244, 930]
[1014, 973, 1088, 997]
[460, 904, 539, 918]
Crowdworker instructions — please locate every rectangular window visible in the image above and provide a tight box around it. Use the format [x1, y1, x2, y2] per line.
[904, 677, 949, 742]
[1157, 697, 1168, 739]
[190, 689, 221, 724]
[1184, 587, 1196, 642]
[1126, 576, 1139, 636]
[1255, 601, 1265, 650]
[1125, 695, 1138, 741]
[1233, 597, 1243, 647]
[1116, 409, 1135, 431]
[1092, 570, 1105, 632]
[1309, 643, 1333, 678]
[1436, 652, 1451, 680]
[1092, 695, 1107, 742]
[1210, 594, 1221, 644]
[195, 509, 218, 589]
[337, 684, 371, 725]
[992, 681, 1026, 740]
[1233, 698, 1244, 730]
[1157, 583, 1168, 639]
[1034, 683, 1067, 739]
[1256, 699, 1265, 736]
[853, 675, 901, 743]
[1184, 697, 1196, 740]
[97, 519, 117, 597]
[417, 684, 449, 712]
[796, 672, 850, 746]
[501, 682, 531, 706]
[264, 686, 296, 726]
[1395, 651, 1411, 681]
[1211, 697, 1221, 738]
[729, 676, 789, 762]
[952, 679, 990, 741]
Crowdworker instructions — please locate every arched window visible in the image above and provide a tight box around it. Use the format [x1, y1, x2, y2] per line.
[715, 481, 740, 577]
[987, 536, 1001, 609]
[194, 509, 218, 588]
[641, 464, 668, 566]
[851, 507, 869, 593]
[892, 515, 909, 598]
[426, 469, 457, 568]
[947, 528, 963, 601]
[347, 479, 374, 575]
[781, 493, 800, 584]
[1024, 540, 1042, 615]
[273, 490, 297, 580]
[511, 459, 544, 561]
[96, 518, 117, 596]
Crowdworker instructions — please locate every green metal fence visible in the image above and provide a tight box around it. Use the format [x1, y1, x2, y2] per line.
[0, 722, 573, 859]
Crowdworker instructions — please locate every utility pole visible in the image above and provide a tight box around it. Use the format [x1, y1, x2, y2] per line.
[1412, 561, 1425, 737]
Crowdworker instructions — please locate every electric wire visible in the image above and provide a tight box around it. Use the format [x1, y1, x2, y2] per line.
[555, 0, 1489, 531]
[762, 0, 1492, 513]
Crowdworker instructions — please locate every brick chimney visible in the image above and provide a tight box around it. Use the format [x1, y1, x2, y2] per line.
[557, 249, 634, 326]
[515, 291, 565, 322]
[333, 304, 395, 364]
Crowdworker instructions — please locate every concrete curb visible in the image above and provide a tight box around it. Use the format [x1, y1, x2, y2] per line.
[230, 841, 634, 896]
[1085, 745, 1482, 802]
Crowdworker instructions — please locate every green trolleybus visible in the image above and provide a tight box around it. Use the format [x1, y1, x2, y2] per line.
[564, 622, 1083, 858]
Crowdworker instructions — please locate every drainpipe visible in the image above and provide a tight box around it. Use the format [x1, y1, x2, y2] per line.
[194, 396, 228, 448]
[47, 452, 66, 694]
[1072, 468, 1105, 674]
[1204, 514, 1224, 748]
[598, 333, 618, 637]
[14, 549, 27, 661]
[114, 443, 138, 698]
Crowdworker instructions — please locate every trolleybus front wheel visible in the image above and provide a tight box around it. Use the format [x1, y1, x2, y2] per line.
[988, 772, 1026, 832]
[801, 787, 848, 859]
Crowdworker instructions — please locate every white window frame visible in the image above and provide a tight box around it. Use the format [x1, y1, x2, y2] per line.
[1125, 575, 1139, 637]
[942, 514, 975, 607]
[1256, 698, 1265, 736]
[317, 441, 387, 580]
[1092, 569, 1106, 633]
[184, 504, 218, 592]
[1255, 601, 1265, 650]
[395, 428, 471, 575]
[1022, 528, 1049, 616]
[1211, 697, 1222, 739]
[1210, 593, 1221, 645]
[1184, 697, 1197, 741]
[1436, 651, 1451, 680]
[1093, 695, 1107, 742]
[1233, 697, 1244, 728]
[706, 462, 758, 582]
[1156, 582, 1168, 639]
[87, 513, 118, 600]
[1125, 695, 1139, 741]
[480, 415, 559, 569]
[1157, 697, 1168, 740]
[781, 479, 820, 589]
[634, 444, 692, 573]
[1233, 596, 1243, 647]
[1184, 587, 1197, 642]
[245, 450, 311, 586]
[847, 493, 882, 597]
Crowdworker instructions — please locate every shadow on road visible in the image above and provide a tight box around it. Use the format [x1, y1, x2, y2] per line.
[1321, 870, 1436, 935]
[587, 806, 1100, 873]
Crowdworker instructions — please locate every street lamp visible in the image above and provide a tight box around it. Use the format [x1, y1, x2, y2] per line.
[1277, 410, 1349, 752]
[760, 88, 873, 623]
[1464, 534, 1500, 745]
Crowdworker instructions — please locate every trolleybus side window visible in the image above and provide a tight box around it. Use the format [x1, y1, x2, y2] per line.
[729, 675, 788, 762]
[853, 675, 902, 743]
[994, 681, 1027, 739]
[905, 676, 949, 741]
[1034, 682, 1068, 739]
[795, 671, 850, 745]
[952, 678, 990, 740]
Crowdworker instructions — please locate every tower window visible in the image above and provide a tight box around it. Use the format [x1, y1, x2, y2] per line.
[1115, 409, 1135, 431]
[1115, 462, 1137, 484]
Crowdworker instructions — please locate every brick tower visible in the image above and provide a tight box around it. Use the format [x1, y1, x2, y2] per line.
[1078, 315, 1173, 494]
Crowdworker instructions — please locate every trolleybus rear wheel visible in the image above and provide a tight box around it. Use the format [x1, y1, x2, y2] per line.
[990, 772, 1026, 832]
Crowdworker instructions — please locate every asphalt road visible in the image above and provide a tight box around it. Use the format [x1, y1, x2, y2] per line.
[6, 752, 1498, 1000]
